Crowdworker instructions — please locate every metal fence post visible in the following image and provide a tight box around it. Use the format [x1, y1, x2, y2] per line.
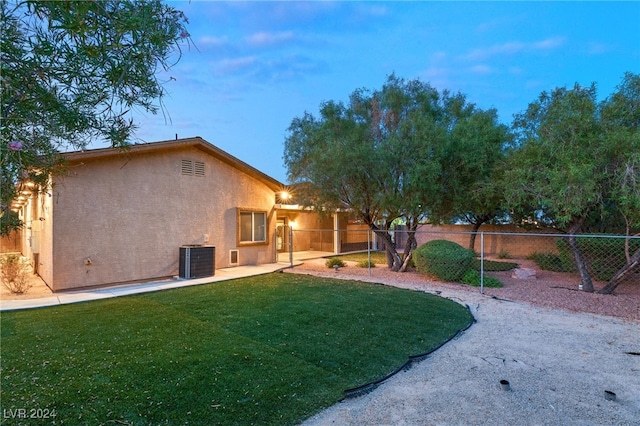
[367, 229, 372, 276]
[289, 225, 293, 267]
[480, 232, 484, 294]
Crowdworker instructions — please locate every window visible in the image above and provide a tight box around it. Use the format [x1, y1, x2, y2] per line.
[239, 210, 267, 243]
[181, 159, 205, 176]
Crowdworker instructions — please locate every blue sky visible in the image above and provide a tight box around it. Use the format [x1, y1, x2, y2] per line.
[120, 1, 640, 183]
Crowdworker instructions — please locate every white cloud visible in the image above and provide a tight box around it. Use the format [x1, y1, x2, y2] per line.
[470, 64, 493, 75]
[474, 14, 526, 34]
[464, 37, 566, 61]
[198, 35, 229, 47]
[363, 5, 388, 17]
[533, 37, 567, 50]
[419, 66, 454, 90]
[431, 51, 448, 62]
[466, 42, 526, 60]
[586, 42, 610, 55]
[245, 31, 295, 48]
[213, 56, 257, 76]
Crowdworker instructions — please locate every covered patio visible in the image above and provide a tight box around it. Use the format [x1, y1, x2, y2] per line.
[277, 250, 335, 264]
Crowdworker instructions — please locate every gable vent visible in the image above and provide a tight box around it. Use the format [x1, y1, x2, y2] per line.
[194, 161, 205, 176]
[181, 159, 193, 175]
[181, 159, 205, 176]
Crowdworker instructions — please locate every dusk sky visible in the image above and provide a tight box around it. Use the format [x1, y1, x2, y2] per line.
[115, 1, 639, 183]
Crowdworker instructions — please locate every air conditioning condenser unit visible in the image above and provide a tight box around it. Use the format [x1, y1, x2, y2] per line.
[179, 245, 215, 279]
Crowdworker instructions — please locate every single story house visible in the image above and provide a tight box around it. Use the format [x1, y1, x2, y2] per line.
[4, 137, 379, 292]
[10, 137, 293, 291]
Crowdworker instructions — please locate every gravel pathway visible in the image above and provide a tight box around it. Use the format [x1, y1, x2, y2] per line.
[287, 261, 640, 426]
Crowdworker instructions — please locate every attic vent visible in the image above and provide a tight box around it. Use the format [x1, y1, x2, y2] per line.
[194, 161, 205, 176]
[181, 159, 205, 176]
[181, 159, 193, 175]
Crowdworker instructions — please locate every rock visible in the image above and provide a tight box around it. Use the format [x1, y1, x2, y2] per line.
[512, 268, 537, 279]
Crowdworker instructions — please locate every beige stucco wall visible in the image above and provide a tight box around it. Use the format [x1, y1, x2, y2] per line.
[415, 224, 559, 257]
[287, 211, 335, 252]
[33, 185, 54, 287]
[50, 146, 277, 291]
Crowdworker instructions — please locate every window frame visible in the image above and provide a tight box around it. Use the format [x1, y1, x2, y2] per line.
[237, 208, 268, 246]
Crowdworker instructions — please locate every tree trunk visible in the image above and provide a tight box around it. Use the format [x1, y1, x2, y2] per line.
[372, 227, 402, 271]
[469, 222, 482, 252]
[398, 228, 418, 272]
[565, 223, 594, 292]
[597, 247, 640, 294]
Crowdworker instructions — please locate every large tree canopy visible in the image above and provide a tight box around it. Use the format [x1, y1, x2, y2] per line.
[284, 74, 510, 271]
[1, 0, 190, 234]
[437, 107, 511, 251]
[504, 73, 640, 292]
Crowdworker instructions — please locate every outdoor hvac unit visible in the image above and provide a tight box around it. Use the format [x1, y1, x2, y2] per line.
[179, 245, 215, 279]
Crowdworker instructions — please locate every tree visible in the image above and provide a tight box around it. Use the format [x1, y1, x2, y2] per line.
[596, 72, 640, 293]
[505, 73, 640, 293]
[437, 107, 512, 251]
[284, 75, 485, 271]
[1, 0, 190, 234]
[505, 83, 602, 291]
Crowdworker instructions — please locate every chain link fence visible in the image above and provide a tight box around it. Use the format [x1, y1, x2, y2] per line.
[284, 228, 640, 292]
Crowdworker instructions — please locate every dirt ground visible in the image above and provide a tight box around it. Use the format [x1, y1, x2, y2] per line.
[289, 258, 639, 321]
[288, 260, 640, 426]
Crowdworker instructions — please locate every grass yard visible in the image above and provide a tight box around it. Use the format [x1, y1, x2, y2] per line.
[333, 251, 388, 265]
[1, 273, 472, 425]
[334, 251, 518, 272]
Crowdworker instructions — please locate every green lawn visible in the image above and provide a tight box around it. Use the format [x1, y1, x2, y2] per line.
[332, 251, 518, 272]
[1, 273, 472, 425]
[332, 251, 390, 265]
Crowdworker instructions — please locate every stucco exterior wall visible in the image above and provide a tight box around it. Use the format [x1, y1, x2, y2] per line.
[34, 186, 54, 287]
[50, 145, 277, 291]
[415, 224, 559, 257]
[288, 211, 334, 252]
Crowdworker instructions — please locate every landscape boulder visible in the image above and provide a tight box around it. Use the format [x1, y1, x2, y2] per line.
[512, 268, 537, 279]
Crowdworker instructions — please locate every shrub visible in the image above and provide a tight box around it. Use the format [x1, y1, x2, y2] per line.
[556, 237, 640, 281]
[357, 259, 375, 268]
[325, 257, 346, 268]
[475, 259, 519, 272]
[526, 252, 571, 272]
[497, 249, 510, 259]
[1, 254, 31, 294]
[461, 270, 503, 288]
[413, 240, 474, 282]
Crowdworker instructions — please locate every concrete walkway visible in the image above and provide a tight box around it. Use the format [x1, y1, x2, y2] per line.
[0, 262, 294, 312]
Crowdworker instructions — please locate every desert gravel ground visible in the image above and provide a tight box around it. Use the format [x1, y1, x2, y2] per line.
[289, 259, 640, 426]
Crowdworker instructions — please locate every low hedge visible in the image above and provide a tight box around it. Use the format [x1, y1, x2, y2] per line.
[529, 236, 640, 281]
[413, 240, 475, 282]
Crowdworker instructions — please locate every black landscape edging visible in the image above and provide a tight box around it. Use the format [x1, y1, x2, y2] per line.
[341, 304, 476, 400]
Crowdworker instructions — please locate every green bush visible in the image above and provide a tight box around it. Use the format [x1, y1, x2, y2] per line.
[413, 240, 474, 282]
[325, 257, 346, 268]
[556, 237, 640, 281]
[474, 259, 519, 272]
[497, 249, 510, 259]
[528, 236, 640, 280]
[461, 270, 503, 288]
[526, 252, 571, 272]
[357, 259, 375, 268]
